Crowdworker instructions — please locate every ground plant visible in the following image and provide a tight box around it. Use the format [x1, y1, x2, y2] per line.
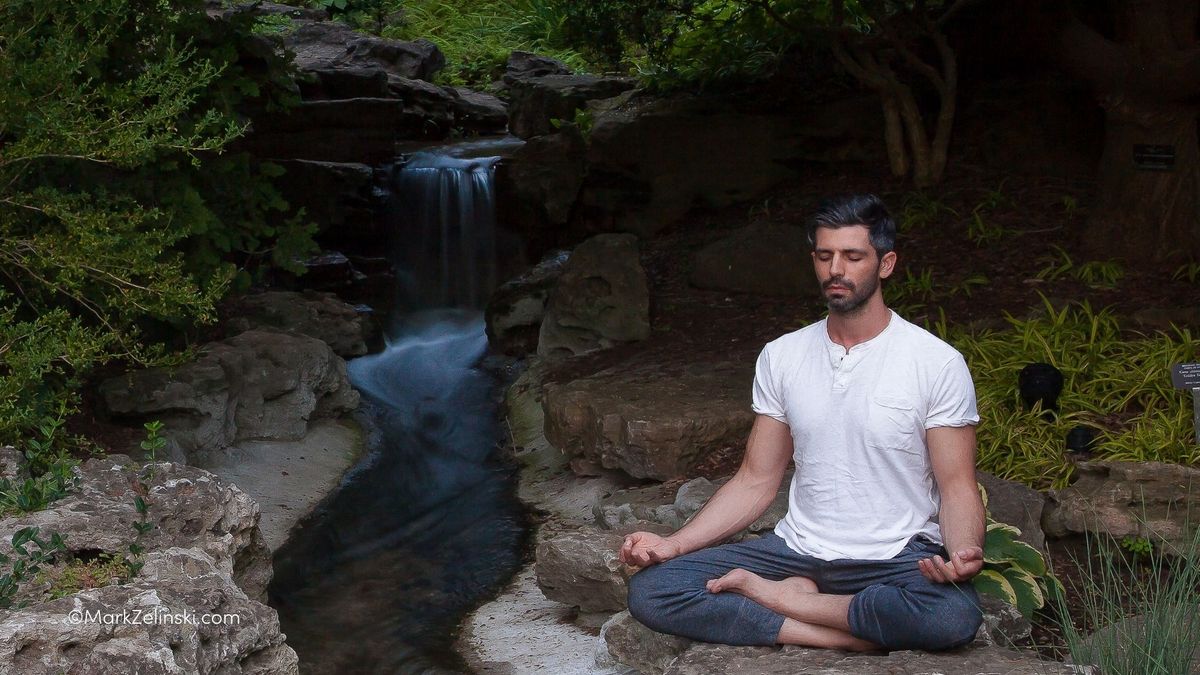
[974, 485, 1061, 619]
[1052, 528, 1200, 675]
[940, 297, 1200, 488]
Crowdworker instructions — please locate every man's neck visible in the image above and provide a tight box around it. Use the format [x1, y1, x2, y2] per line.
[826, 297, 892, 351]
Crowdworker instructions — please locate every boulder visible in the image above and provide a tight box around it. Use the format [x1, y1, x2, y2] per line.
[503, 51, 572, 84]
[1042, 461, 1200, 554]
[507, 74, 637, 139]
[0, 547, 297, 675]
[485, 250, 571, 355]
[975, 594, 1033, 648]
[595, 476, 789, 539]
[223, 290, 375, 358]
[1075, 611, 1200, 674]
[662, 643, 1074, 675]
[284, 21, 444, 81]
[534, 528, 629, 613]
[0, 456, 271, 601]
[0, 445, 26, 481]
[543, 360, 754, 481]
[689, 224, 819, 297]
[537, 234, 650, 359]
[495, 127, 587, 245]
[447, 87, 508, 134]
[600, 611, 692, 675]
[978, 470, 1047, 553]
[98, 330, 359, 464]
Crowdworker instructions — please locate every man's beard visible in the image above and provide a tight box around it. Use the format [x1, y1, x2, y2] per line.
[822, 269, 880, 315]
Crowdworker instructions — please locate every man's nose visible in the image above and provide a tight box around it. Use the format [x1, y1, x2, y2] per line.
[829, 255, 845, 276]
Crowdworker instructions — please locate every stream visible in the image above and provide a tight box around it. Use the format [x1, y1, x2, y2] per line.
[269, 141, 529, 674]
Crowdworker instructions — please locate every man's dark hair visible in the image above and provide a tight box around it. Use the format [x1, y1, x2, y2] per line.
[807, 194, 896, 257]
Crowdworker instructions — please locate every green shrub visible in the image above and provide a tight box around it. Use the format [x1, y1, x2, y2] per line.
[940, 298, 1200, 488]
[973, 485, 1061, 619]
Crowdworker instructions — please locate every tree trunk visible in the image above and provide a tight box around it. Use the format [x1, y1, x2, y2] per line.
[1059, 0, 1200, 262]
[1087, 99, 1200, 262]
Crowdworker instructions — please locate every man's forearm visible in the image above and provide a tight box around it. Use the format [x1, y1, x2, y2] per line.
[938, 484, 985, 555]
[668, 472, 784, 555]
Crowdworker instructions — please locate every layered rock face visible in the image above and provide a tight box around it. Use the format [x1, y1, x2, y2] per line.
[543, 362, 754, 481]
[98, 330, 359, 465]
[0, 457, 294, 673]
[222, 290, 376, 358]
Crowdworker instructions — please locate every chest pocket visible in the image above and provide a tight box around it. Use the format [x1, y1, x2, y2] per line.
[866, 395, 922, 455]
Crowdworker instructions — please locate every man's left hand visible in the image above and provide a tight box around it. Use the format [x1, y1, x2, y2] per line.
[917, 546, 983, 584]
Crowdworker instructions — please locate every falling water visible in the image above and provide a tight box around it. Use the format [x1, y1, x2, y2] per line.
[392, 152, 501, 309]
[270, 146, 527, 674]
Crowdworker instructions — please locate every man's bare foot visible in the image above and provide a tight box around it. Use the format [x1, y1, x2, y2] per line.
[706, 569, 818, 607]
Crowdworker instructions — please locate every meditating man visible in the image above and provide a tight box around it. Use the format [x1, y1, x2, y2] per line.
[621, 194, 985, 651]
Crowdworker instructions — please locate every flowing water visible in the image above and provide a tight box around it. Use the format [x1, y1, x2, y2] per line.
[270, 145, 527, 674]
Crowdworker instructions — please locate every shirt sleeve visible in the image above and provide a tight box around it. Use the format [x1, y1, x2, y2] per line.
[751, 345, 788, 422]
[925, 354, 980, 428]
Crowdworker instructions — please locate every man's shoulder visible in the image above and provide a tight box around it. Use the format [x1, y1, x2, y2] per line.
[764, 319, 826, 354]
[890, 312, 966, 363]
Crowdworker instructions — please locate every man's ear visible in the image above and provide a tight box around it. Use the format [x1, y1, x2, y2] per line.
[880, 251, 898, 279]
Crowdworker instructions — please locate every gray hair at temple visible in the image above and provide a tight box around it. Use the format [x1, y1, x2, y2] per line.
[806, 194, 897, 257]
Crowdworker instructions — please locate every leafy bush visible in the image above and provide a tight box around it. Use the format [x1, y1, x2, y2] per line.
[940, 298, 1200, 488]
[973, 485, 1061, 619]
[0, 0, 314, 509]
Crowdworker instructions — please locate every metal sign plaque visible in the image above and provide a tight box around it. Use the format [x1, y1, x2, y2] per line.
[1134, 144, 1176, 171]
[1171, 363, 1200, 389]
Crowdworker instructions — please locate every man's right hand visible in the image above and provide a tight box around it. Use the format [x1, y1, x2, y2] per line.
[619, 531, 683, 568]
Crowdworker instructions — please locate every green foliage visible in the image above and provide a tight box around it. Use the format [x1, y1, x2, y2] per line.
[1120, 535, 1154, 557]
[38, 553, 131, 600]
[0, 527, 67, 609]
[1035, 246, 1124, 289]
[973, 485, 1061, 619]
[0, 0, 315, 511]
[1052, 529, 1200, 675]
[140, 422, 168, 462]
[899, 191, 956, 233]
[940, 297, 1200, 488]
[369, 0, 586, 85]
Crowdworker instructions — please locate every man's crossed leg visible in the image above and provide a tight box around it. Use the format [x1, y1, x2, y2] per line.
[627, 532, 982, 651]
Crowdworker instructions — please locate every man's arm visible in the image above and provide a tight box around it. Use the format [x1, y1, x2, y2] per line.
[919, 424, 986, 583]
[620, 414, 793, 567]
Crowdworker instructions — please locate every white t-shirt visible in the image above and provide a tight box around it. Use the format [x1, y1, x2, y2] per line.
[752, 310, 979, 561]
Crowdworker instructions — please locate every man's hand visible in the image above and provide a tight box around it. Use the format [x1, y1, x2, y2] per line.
[917, 546, 984, 584]
[619, 532, 683, 568]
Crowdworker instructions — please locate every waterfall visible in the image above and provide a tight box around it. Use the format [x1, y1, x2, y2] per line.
[392, 152, 501, 309]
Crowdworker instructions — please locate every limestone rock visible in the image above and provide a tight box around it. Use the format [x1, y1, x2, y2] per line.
[1075, 612, 1200, 674]
[975, 594, 1033, 648]
[485, 250, 571, 355]
[601, 611, 691, 675]
[98, 330, 359, 464]
[537, 234, 650, 359]
[0, 457, 271, 601]
[223, 290, 374, 358]
[1043, 461, 1200, 554]
[535, 528, 629, 613]
[507, 74, 637, 139]
[503, 51, 573, 84]
[663, 643, 1074, 675]
[689, 224, 819, 297]
[978, 470, 1047, 553]
[0, 445, 26, 481]
[285, 21, 444, 81]
[496, 127, 587, 244]
[447, 86, 508, 134]
[0, 547, 297, 675]
[543, 361, 754, 481]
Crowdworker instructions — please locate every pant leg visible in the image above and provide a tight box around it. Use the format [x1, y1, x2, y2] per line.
[626, 533, 822, 646]
[826, 537, 983, 651]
